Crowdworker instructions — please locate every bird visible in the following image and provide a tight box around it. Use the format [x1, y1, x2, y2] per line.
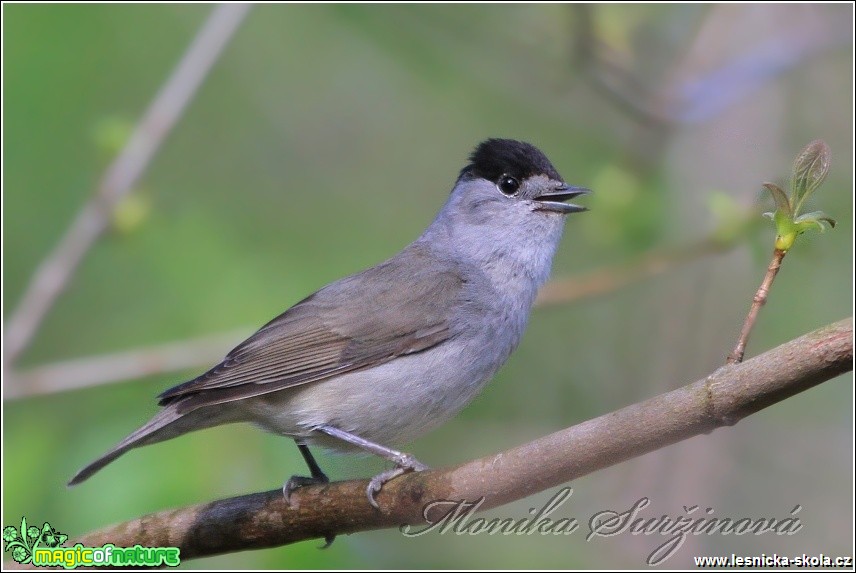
[68, 138, 589, 509]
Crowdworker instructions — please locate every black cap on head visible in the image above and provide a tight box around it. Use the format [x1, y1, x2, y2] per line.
[460, 138, 563, 183]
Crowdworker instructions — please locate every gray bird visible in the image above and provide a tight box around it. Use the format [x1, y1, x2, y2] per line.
[69, 138, 589, 508]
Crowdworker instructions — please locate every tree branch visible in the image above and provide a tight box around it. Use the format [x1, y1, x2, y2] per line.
[72, 318, 852, 561]
[2, 330, 251, 400]
[4, 4, 251, 367]
[727, 248, 787, 364]
[534, 233, 730, 308]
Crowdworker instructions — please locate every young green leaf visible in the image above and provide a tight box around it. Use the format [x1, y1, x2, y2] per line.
[763, 182, 791, 216]
[794, 211, 836, 232]
[791, 139, 831, 215]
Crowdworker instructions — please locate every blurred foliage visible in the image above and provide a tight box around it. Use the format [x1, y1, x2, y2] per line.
[3, 4, 852, 569]
[91, 116, 135, 157]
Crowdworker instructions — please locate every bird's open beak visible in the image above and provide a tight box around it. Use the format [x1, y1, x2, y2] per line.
[533, 184, 590, 214]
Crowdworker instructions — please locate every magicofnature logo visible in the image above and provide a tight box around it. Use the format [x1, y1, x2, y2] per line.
[3, 516, 180, 568]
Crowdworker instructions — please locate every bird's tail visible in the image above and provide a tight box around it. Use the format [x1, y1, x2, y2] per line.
[68, 402, 241, 486]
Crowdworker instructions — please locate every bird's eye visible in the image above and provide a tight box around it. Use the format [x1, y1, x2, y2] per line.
[498, 175, 520, 196]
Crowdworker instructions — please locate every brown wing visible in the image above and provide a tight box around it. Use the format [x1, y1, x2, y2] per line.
[158, 244, 464, 414]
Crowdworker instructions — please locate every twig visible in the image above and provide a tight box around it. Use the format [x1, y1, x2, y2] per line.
[3, 330, 251, 401]
[64, 318, 851, 562]
[4, 4, 251, 367]
[535, 235, 727, 308]
[726, 248, 786, 364]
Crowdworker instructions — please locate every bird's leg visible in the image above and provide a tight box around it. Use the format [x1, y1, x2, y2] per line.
[283, 442, 329, 502]
[298, 443, 329, 482]
[282, 441, 335, 547]
[316, 424, 429, 509]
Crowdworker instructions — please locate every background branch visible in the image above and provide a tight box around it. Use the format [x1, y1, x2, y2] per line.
[2, 330, 251, 401]
[69, 318, 851, 561]
[534, 232, 734, 308]
[4, 4, 250, 368]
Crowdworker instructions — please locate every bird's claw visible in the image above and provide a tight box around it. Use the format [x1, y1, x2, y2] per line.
[282, 474, 329, 508]
[366, 455, 429, 509]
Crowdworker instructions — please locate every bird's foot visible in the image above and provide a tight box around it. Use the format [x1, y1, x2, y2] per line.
[366, 454, 429, 509]
[282, 473, 329, 507]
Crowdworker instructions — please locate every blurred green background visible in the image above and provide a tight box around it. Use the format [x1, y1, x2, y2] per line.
[3, 4, 852, 569]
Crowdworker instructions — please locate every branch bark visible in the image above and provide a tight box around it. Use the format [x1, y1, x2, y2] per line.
[727, 248, 787, 364]
[72, 318, 852, 561]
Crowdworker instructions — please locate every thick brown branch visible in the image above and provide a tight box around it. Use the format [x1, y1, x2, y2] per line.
[73, 318, 852, 561]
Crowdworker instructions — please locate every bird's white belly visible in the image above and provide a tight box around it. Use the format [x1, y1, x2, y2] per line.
[242, 334, 507, 452]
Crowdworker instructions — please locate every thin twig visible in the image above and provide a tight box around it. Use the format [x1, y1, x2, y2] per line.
[727, 248, 786, 364]
[535, 235, 727, 308]
[59, 318, 851, 562]
[3, 330, 251, 401]
[4, 5, 251, 367]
